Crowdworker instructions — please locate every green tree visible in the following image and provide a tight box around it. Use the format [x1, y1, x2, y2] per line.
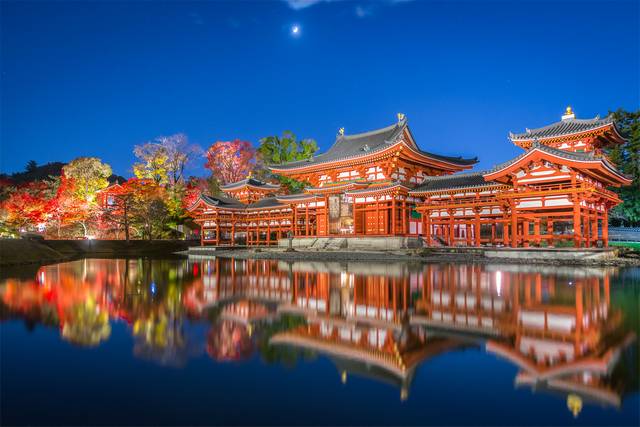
[258, 131, 317, 165]
[607, 109, 640, 225]
[25, 160, 38, 173]
[257, 131, 318, 193]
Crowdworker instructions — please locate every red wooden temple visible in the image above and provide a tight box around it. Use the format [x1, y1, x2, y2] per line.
[189, 109, 630, 247]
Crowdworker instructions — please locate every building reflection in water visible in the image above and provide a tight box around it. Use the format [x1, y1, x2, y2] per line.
[0, 258, 636, 415]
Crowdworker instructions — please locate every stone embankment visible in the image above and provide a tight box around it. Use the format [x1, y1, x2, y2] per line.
[190, 246, 640, 267]
[0, 238, 199, 267]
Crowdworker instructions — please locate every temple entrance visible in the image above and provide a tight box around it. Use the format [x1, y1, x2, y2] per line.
[328, 194, 354, 235]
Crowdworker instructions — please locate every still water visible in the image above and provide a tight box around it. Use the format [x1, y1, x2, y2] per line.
[1, 257, 638, 426]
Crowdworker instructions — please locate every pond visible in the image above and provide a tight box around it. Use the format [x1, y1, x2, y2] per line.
[1, 258, 638, 426]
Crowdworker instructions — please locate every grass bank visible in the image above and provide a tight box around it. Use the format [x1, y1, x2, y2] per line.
[0, 238, 199, 267]
[610, 241, 640, 250]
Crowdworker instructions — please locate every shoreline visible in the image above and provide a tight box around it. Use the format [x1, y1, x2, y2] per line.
[196, 248, 640, 267]
[2, 238, 638, 268]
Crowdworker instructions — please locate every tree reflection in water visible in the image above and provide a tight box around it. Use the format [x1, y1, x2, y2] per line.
[1, 257, 637, 416]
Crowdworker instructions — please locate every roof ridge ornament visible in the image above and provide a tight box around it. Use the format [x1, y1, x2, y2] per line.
[338, 127, 345, 137]
[397, 112, 406, 123]
[562, 106, 575, 121]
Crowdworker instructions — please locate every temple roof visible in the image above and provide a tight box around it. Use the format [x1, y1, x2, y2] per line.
[345, 181, 411, 195]
[484, 142, 631, 185]
[490, 142, 618, 173]
[245, 197, 285, 209]
[509, 114, 619, 142]
[410, 172, 500, 193]
[198, 194, 245, 209]
[271, 117, 477, 171]
[220, 178, 280, 191]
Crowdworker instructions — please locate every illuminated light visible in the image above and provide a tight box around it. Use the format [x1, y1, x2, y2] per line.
[150, 282, 156, 295]
[341, 370, 347, 384]
[495, 271, 502, 296]
[291, 24, 301, 37]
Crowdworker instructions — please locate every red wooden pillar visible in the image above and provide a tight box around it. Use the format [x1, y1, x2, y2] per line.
[510, 207, 518, 248]
[591, 210, 598, 248]
[402, 200, 407, 235]
[425, 210, 432, 246]
[293, 205, 298, 237]
[391, 198, 397, 235]
[448, 210, 455, 246]
[602, 209, 609, 247]
[573, 199, 582, 248]
[474, 211, 481, 247]
[231, 213, 236, 246]
[324, 195, 329, 236]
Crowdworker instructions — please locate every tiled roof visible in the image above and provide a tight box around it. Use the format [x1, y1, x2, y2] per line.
[345, 181, 411, 195]
[271, 117, 476, 170]
[220, 178, 280, 191]
[490, 142, 598, 173]
[200, 194, 245, 209]
[509, 115, 615, 142]
[276, 193, 318, 201]
[486, 143, 629, 182]
[246, 197, 285, 209]
[410, 172, 499, 193]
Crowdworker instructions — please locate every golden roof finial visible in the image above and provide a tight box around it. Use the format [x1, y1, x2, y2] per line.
[338, 127, 345, 136]
[397, 112, 405, 122]
[246, 171, 252, 179]
[562, 105, 576, 121]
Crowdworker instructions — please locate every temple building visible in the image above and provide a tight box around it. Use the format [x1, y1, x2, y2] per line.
[189, 109, 630, 248]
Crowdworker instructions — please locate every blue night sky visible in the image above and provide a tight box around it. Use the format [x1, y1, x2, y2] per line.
[1, 0, 638, 177]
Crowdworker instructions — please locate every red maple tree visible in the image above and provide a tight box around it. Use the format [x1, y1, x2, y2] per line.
[1, 181, 49, 231]
[204, 139, 256, 185]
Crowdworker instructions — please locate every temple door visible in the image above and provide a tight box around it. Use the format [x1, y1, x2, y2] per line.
[317, 212, 327, 236]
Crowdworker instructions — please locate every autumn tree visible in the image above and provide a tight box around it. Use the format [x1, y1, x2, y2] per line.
[1, 181, 49, 232]
[182, 176, 210, 210]
[45, 174, 88, 238]
[133, 134, 200, 186]
[256, 131, 317, 193]
[205, 139, 256, 185]
[133, 134, 201, 222]
[62, 157, 112, 204]
[128, 181, 171, 240]
[606, 109, 640, 226]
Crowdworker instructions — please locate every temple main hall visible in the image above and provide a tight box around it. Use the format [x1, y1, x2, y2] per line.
[188, 108, 630, 248]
